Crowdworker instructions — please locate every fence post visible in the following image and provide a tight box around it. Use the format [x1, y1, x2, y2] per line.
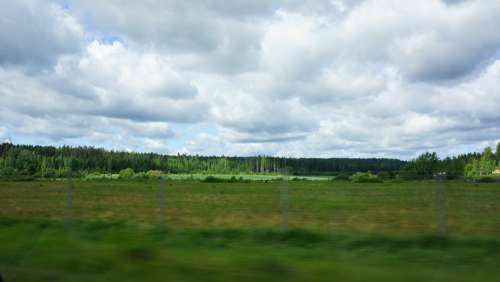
[159, 177, 166, 225]
[434, 173, 447, 236]
[280, 169, 289, 231]
[65, 170, 73, 227]
[330, 178, 336, 234]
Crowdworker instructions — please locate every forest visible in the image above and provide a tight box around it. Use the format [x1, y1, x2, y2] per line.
[0, 143, 404, 177]
[0, 142, 498, 180]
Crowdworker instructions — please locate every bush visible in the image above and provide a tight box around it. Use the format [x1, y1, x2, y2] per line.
[333, 172, 350, 181]
[473, 176, 496, 183]
[83, 173, 118, 181]
[377, 171, 392, 180]
[119, 168, 135, 179]
[203, 175, 249, 183]
[146, 170, 163, 179]
[133, 172, 149, 180]
[0, 167, 16, 178]
[350, 172, 382, 183]
[399, 165, 418, 180]
[202, 176, 225, 183]
[42, 168, 57, 178]
[0, 175, 35, 181]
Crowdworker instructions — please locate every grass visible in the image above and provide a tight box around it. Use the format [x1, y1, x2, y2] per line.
[1, 218, 499, 282]
[1, 180, 499, 234]
[82, 173, 332, 182]
[0, 180, 499, 281]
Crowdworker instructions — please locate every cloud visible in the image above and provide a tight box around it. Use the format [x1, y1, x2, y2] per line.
[0, 0, 500, 158]
[0, 0, 83, 68]
[0, 126, 7, 142]
[0, 41, 207, 123]
[342, 0, 500, 81]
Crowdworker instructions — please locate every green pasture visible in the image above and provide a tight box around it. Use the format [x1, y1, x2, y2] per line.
[1, 180, 499, 234]
[81, 173, 331, 181]
[0, 180, 499, 281]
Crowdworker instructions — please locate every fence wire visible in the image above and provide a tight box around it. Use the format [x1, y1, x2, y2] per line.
[2, 177, 497, 236]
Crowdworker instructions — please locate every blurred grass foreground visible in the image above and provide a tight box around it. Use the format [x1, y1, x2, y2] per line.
[1, 180, 499, 281]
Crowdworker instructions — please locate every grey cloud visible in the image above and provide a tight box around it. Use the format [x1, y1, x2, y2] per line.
[342, 0, 500, 82]
[42, 75, 98, 101]
[1, 0, 500, 158]
[90, 98, 206, 123]
[0, 126, 8, 143]
[222, 116, 315, 136]
[441, 0, 470, 5]
[211, 93, 318, 143]
[155, 82, 198, 99]
[66, 1, 273, 74]
[0, 1, 83, 68]
[0, 110, 94, 141]
[67, 1, 245, 51]
[97, 118, 175, 139]
[0, 108, 176, 152]
[0, 59, 207, 124]
[235, 135, 307, 143]
[220, 127, 310, 143]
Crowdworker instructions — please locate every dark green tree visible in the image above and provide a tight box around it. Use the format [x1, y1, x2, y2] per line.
[415, 152, 439, 179]
[479, 147, 496, 176]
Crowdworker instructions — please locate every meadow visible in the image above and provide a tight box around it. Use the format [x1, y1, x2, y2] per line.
[81, 173, 331, 182]
[1, 179, 499, 281]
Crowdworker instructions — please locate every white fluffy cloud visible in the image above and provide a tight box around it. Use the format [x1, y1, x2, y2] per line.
[0, 0, 499, 158]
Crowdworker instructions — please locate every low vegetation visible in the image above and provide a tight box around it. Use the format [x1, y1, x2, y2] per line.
[1, 218, 500, 282]
[1, 180, 499, 234]
[349, 172, 382, 183]
[1, 179, 499, 282]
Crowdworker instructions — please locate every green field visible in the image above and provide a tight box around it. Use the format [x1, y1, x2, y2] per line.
[81, 173, 331, 182]
[1, 180, 499, 281]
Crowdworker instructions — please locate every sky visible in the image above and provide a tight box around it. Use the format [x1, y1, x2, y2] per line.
[0, 0, 499, 159]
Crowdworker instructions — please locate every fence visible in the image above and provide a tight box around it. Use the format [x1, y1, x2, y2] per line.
[2, 174, 500, 236]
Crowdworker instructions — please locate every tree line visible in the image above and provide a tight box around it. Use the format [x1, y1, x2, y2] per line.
[0, 143, 404, 178]
[0, 142, 498, 180]
[400, 142, 500, 180]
